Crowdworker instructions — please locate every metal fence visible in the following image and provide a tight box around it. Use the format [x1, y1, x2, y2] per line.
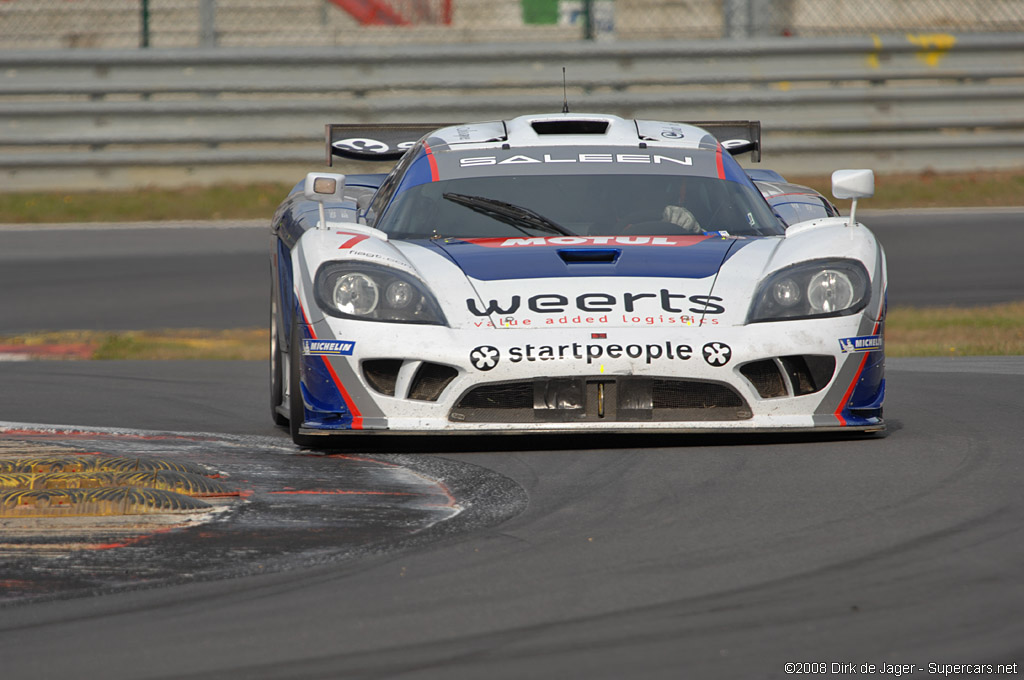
[2, 34, 1022, 191]
[3, 0, 1024, 49]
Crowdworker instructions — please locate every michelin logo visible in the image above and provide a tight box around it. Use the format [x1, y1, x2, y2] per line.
[839, 335, 883, 353]
[302, 339, 355, 356]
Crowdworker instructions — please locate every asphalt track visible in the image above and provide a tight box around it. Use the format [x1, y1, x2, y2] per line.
[1, 211, 1023, 679]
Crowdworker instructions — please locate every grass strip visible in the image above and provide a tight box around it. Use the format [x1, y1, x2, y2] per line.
[0, 170, 1021, 224]
[884, 301, 1024, 357]
[0, 183, 290, 224]
[786, 169, 1024, 211]
[1, 302, 1021, 360]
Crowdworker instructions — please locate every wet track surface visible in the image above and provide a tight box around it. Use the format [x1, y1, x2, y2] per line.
[1, 212, 1023, 678]
[0, 426, 525, 604]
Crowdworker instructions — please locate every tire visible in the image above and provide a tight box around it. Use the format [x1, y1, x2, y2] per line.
[269, 292, 288, 427]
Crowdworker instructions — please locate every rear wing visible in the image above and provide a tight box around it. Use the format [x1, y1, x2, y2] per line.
[325, 120, 760, 165]
[684, 121, 761, 162]
[326, 124, 442, 164]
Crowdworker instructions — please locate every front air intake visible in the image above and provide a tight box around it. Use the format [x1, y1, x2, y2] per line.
[408, 363, 458, 402]
[362, 359, 403, 396]
[531, 120, 609, 135]
[363, 359, 458, 401]
[740, 360, 787, 398]
[739, 355, 835, 399]
[780, 355, 835, 396]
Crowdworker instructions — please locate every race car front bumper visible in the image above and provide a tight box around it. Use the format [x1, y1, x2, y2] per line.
[293, 313, 885, 436]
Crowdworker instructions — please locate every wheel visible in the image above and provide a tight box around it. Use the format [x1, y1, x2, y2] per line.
[269, 291, 288, 427]
[289, 314, 319, 448]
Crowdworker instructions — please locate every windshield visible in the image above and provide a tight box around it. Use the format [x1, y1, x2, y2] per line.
[376, 174, 784, 239]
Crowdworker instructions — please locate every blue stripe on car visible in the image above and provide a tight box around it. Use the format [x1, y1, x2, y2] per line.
[427, 237, 754, 281]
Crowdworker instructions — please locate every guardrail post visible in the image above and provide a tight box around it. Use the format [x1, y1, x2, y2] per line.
[582, 0, 594, 40]
[200, 0, 218, 47]
[726, 0, 793, 38]
[723, 0, 749, 38]
[140, 0, 151, 48]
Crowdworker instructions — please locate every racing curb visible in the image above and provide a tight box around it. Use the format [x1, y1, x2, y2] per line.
[0, 344, 96, 361]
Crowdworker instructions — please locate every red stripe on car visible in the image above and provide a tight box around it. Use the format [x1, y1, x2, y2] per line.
[424, 143, 439, 181]
[300, 304, 363, 429]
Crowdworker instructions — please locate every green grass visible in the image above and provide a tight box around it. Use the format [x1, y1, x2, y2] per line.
[0, 170, 1021, 224]
[787, 169, 1024, 211]
[884, 301, 1024, 357]
[90, 330, 268, 360]
[1, 303, 1021, 359]
[0, 183, 291, 223]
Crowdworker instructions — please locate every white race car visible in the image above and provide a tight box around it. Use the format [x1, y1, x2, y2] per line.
[270, 113, 885, 447]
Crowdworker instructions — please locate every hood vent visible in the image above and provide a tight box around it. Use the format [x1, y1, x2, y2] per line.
[557, 248, 620, 264]
[532, 120, 609, 135]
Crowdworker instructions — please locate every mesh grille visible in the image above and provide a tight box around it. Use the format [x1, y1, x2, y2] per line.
[740, 360, 788, 398]
[652, 379, 744, 409]
[408, 363, 458, 402]
[456, 382, 534, 410]
[452, 377, 749, 423]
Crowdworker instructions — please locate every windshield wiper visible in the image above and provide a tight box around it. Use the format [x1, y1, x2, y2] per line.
[442, 192, 576, 237]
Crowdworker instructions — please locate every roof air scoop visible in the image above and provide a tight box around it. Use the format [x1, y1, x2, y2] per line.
[531, 120, 609, 135]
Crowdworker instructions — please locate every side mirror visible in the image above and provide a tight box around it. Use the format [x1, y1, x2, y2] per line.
[831, 169, 874, 226]
[304, 172, 346, 229]
[831, 169, 874, 200]
[304, 172, 346, 202]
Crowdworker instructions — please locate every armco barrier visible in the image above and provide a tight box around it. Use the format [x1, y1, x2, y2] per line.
[1, 33, 1022, 189]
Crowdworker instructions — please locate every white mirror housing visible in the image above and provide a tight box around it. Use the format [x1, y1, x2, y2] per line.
[832, 169, 874, 227]
[304, 172, 346, 202]
[831, 169, 875, 200]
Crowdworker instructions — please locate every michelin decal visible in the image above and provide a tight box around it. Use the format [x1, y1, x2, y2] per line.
[303, 339, 356, 356]
[839, 335, 883, 353]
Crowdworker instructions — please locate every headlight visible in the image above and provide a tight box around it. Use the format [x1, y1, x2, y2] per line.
[314, 263, 447, 325]
[748, 259, 870, 323]
[333, 272, 379, 316]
